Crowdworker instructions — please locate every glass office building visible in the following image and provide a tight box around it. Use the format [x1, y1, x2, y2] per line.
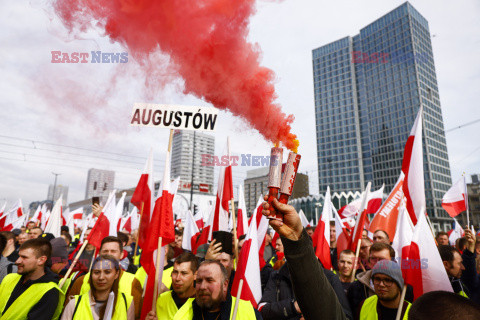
[312, 2, 452, 230]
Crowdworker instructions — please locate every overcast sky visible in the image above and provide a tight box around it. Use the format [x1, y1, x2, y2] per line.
[0, 0, 479, 209]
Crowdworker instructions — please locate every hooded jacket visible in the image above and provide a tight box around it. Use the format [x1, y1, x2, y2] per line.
[0, 256, 17, 283]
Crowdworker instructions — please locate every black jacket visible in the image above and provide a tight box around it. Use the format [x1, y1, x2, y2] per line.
[282, 229, 349, 320]
[461, 248, 480, 303]
[3, 268, 60, 320]
[260, 262, 352, 320]
[190, 294, 262, 320]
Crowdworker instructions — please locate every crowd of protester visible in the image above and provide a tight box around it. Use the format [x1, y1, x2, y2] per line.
[1, 199, 480, 319]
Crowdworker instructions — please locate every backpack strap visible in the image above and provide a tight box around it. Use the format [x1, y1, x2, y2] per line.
[72, 295, 83, 319]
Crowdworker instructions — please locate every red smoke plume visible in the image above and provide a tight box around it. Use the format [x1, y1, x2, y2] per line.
[52, 0, 298, 151]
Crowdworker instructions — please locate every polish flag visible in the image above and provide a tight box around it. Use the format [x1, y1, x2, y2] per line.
[401, 107, 426, 225]
[448, 218, 464, 246]
[368, 174, 405, 239]
[140, 149, 179, 320]
[210, 141, 234, 239]
[71, 208, 84, 221]
[299, 209, 310, 228]
[113, 192, 126, 233]
[182, 210, 200, 252]
[332, 204, 350, 259]
[338, 185, 384, 219]
[131, 149, 155, 249]
[403, 211, 453, 300]
[349, 183, 372, 253]
[0, 199, 23, 229]
[311, 187, 332, 269]
[86, 191, 116, 248]
[231, 209, 262, 308]
[251, 196, 269, 268]
[236, 185, 248, 238]
[3, 214, 27, 231]
[31, 206, 42, 223]
[39, 204, 48, 229]
[442, 177, 467, 218]
[391, 205, 414, 260]
[44, 196, 63, 237]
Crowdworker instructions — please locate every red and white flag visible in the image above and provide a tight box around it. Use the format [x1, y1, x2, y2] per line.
[87, 191, 116, 249]
[368, 174, 405, 239]
[113, 192, 126, 233]
[349, 183, 372, 253]
[404, 211, 453, 300]
[44, 195, 63, 237]
[332, 205, 350, 259]
[71, 208, 84, 221]
[31, 205, 42, 223]
[442, 177, 467, 218]
[182, 210, 200, 252]
[401, 107, 425, 225]
[210, 140, 234, 239]
[232, 209, 262, 308]
[140, 149, 179, 320]
[338, 185, 384, 219]
[251, 195, 269, 268]
[236, 185, 248, 238]
[311, 187, 332, 269]
[391, 205, 414, 260]
[448, 218, 464, 246]
[131, 149, 155, 249]
[39, 204, 48, 229]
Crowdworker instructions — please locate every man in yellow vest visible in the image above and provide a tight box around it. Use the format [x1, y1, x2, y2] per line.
[174, 260, 261, 320]
[145, 251, 199, 320]
[66, 236, 143, 320]
[358, 260, 410, 320]
[0, 237, 64, 320]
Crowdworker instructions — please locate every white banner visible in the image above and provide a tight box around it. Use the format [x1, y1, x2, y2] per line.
[131, 103, 218, 131]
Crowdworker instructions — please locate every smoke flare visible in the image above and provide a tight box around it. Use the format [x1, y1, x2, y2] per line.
[52, 0, 298, 151]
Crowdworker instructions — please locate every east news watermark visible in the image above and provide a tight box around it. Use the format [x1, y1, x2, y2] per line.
[51, 51, 128, 63]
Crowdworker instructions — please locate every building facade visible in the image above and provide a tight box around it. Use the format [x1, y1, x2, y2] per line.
[85, 168, 115, 201]
[47, 184, 68, 205]
[244, 167, 309, 214]
[171, 130, 215, 200]
[312, 2, 452, 230]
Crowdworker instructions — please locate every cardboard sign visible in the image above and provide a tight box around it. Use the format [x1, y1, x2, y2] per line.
[131, 103, 218, 131]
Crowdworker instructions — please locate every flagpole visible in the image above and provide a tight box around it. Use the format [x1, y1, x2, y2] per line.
[59, 240, 89, 288]
[151, 129, 174, 311]
[231, 198, 239, 269]
[231, 279, 244, 320]
[395, 285, 407, 320]
[89, 247, 97, 273]
[152, 237, 163, 310]
[133, 201, 144, 266]
[351, 238, 362, 282]
[464, 175, 471, 228]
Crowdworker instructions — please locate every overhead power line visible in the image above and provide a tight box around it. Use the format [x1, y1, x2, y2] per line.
[446, 118, 480, 133]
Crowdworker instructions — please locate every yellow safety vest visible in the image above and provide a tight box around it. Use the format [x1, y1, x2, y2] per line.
[60, 271, 80, 294]
[0, 273, 64, 320]
[156, 290, 193, 320]
[134, 266, 173, 289]
[71, 291, 133, 320]
[359, 295, 411, 320]
[173, 296, 256, 320]
[80, 270, 136, 294]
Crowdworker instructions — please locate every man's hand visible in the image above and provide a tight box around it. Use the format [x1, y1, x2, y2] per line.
[145, 311, 157, 320]
[465, 227, 476, 254]
[262, 196, 303, 241]
[205, 239, 222, 260]
[294, 300, 302, 314]
[92, 203, 103, 218]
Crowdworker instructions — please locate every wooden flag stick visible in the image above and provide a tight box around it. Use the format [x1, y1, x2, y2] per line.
[59, 240, 89, 288]
[231, 199, 239, 269]
[351, 238, 362, 282]
[152, 237, 163, 310]
[133, 201, 145, 266]
[231, 279, 244, 320]
[88, 247, 97, 273]
[395, 285, 407, 320]
[168, 129, 174, 152]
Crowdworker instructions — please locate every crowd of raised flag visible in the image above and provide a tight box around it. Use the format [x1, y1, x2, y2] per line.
[1, 108, 480, 319]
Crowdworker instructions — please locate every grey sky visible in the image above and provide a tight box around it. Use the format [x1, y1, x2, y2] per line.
[0, 0, 479, 208]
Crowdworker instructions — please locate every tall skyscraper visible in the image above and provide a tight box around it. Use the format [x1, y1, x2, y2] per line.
[85, 168, 115, 200]
[312, 2, 452, 230]
[171, 130, 215, 196]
